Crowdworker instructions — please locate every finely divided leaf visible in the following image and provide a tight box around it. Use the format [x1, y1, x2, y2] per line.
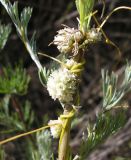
[0, 22, 11, 50]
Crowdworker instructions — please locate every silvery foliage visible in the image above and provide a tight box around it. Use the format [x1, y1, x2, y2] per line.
[0, 22, 11, 50]
[36, 130, 53, 160]
[0, 0, 50, 86]
[102, 63, 131, 110]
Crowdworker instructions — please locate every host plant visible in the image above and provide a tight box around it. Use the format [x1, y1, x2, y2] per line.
[0, 0, 131, 160]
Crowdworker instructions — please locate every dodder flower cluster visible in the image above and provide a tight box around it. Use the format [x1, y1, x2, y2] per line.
[53, 26, 101, 56]
[47, 59, 82, 138]
[53, 27, 83, 55]
[47, 62, 77, 104]
[48, 118, 62, 138]
[87, 28, 101, 43]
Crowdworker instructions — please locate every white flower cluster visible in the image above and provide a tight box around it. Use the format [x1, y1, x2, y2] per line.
[87, 28, 102, 42]
[53, 27, 83, 54]
[53, 27, 101, 56]
[47, 60, 77, 104]
[48, 118, 62, 138]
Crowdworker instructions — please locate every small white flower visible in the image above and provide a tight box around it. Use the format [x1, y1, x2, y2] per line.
[47, 61, 78, 104]
[48, 118, 62, 138]
[88, 28, 101, 42]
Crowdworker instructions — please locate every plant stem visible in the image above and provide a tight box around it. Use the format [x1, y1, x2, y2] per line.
[58, 108, 74, 160]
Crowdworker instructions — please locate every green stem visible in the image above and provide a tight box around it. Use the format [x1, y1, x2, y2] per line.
[58, 119, 71, 160]
[58, 109, 75, 160]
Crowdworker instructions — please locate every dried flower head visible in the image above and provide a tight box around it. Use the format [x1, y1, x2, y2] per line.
[48, 118, 62, 138]
[53, 26, 83, 56]
[53, 26, 101, 56]
[47, 59, 78, 104]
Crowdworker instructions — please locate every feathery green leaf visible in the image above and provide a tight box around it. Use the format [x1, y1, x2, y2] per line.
[0, 22, 11, 50]
[102, 63, 131, 110]
[0, 63, 30, 95]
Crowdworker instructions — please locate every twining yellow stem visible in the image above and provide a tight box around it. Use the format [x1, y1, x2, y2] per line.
[38, 52, 67, 68]
[100, 0, 105, 18]
[93, 14, 121, 57]
[100, 6, 131, 29]
[93, 6, 131, 58]
[58, 118, 71, 160]
[0, 124, 58, 145]
[58, 109, 75, 160]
